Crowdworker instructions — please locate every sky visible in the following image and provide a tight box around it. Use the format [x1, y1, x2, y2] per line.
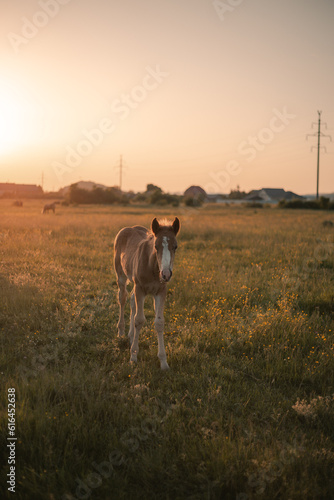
[1, 0, 333, 194]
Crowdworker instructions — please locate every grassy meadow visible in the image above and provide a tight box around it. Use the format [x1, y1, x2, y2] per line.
[0, 200, 334, 500]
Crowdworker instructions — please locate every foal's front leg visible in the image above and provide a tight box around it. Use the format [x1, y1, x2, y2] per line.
[117, 276, 127, 337]
[130, 284, 145, 363]
[154, 288, 169, 370]
[128, 291, 135, 344]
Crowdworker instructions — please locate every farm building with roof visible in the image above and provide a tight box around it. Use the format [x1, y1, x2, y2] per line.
[0, 183, 43, 198]
[245, 188, 304, 203]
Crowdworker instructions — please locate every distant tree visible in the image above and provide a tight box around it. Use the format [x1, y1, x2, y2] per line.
[132, 192, 147, 203]
[149, 190, 180, 206]
[184, 196, 203, 207]
[146, 184, 162, 194]
[319, 196, 330, 210]
[68, 183, 128, 205]
[228, 188, 247, 199]
[278, 197, 333, 210]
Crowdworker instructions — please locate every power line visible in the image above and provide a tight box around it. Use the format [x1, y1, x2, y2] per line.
[306, 111, 332, 199]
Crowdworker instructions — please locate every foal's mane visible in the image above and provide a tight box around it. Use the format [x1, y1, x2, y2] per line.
[150, 218, 174, 234]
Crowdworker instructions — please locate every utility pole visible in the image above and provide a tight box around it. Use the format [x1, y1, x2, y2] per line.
[114, 155, 126, 191]
[306, 111, 332, 199]
[41, 171, 44, 191]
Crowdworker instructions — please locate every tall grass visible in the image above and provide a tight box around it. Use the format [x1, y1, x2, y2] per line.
[0, 200, 333, 499]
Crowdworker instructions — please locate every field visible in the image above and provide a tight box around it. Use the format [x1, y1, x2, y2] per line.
[1, 200, 334, 500]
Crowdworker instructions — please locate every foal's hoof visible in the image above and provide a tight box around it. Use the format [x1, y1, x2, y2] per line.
[160, 362, 170, 371]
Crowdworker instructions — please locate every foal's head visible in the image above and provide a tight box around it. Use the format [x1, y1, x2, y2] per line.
[151, 217, 180, 283]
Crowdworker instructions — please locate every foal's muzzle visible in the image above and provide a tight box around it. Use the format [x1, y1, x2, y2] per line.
[160, 269, 172, 283]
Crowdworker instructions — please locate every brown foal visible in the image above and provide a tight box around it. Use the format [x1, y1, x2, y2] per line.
[114, 217, 180, 370]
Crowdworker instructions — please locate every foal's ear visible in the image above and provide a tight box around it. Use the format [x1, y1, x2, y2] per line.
[172, 217, 180, 235]
[151, 218, 160, 235]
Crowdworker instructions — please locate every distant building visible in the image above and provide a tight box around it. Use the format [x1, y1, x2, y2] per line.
[245, 188, 304, 203]
[0, 183, 43, 198]
[184, 186, 206, 199]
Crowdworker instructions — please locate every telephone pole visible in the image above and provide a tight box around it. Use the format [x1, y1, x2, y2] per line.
[114, 155, 126, 191]
[306, 111, 332, 199]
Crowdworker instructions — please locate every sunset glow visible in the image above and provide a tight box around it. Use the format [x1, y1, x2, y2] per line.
[1, 0, 333, 194]
[0, 82, 32, 155]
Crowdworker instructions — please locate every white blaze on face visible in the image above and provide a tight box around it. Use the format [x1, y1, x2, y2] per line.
[161, 236, 171, 272]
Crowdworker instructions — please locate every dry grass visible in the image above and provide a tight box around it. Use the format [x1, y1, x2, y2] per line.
[0, 199, 334, 499]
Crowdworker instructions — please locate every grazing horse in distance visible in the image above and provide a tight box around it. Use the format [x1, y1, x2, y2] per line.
[114, 217, 180, 370]
[42, 202, 56, 214]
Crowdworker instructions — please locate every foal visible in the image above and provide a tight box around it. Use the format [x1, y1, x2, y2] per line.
[114, 217, 180, 370]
